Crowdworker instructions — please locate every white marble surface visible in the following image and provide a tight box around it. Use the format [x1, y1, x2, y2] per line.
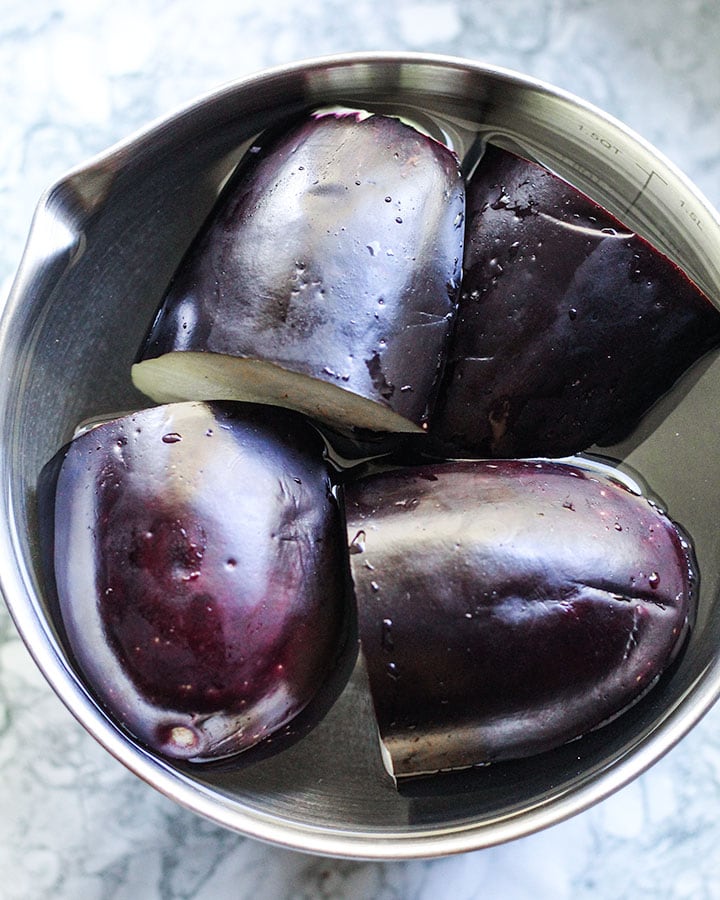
[2, 1, 720, 897]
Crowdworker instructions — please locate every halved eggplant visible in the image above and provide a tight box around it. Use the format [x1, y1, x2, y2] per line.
[38, 401, 354, 764]
[132, 111, 465, 439]
[432, 144, 720, 458]
[344, 458, 695, 777]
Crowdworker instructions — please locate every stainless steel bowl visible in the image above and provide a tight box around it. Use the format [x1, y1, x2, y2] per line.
[3, 52, 720, 859]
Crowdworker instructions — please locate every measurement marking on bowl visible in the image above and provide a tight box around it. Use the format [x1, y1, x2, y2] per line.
[625, 163, 669, 215]
[577, 123, 622, 156]
[679, 199, 704, 231]
[627, 162, 704, 231]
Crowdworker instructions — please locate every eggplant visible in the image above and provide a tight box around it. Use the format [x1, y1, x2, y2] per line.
[39, 401, 354, 764]
[344, 458, 695, 777]
[432, 144, 720, 458]
[132, 111, 465, 441]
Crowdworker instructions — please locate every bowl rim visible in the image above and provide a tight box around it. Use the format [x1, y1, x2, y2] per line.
[3, 49, 720, 860]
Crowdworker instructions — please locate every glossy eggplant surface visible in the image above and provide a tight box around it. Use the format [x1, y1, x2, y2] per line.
[133, 111, 465, 438]
[345, 458, 695, 776]
[39, 401, 353, 764]
[432, 145, 720, 458]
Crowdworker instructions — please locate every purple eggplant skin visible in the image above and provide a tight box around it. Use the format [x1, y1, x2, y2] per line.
[432, 144, 720, 459]
[132, 110, 465, 439]
[39, 401, 354, 765]
[344, 458, 696, 777]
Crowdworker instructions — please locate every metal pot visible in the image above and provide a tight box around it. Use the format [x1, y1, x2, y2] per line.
[2, 52, 720, 859]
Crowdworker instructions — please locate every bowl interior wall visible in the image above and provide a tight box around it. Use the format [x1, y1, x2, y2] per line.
[3, 56, 720, 849]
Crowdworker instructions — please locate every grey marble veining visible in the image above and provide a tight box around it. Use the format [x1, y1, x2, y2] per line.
[2, 1, 720, 898]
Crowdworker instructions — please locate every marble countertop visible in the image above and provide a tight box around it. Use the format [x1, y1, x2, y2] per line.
[2, 1, 720, 897]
